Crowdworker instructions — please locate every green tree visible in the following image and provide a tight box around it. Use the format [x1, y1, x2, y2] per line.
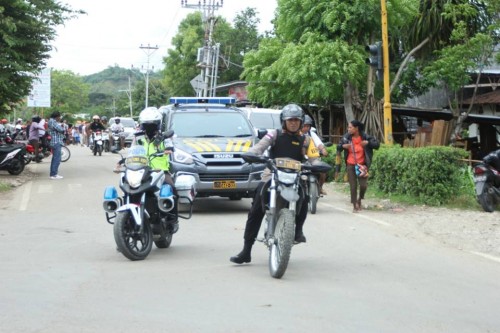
[242, 0, 417, 140]
[162, 8, 264, 97]
[0, 1, 83, 115]
[398, 0, 499, 138]
[50, 70, 90, 116]
[162, 13, 205, 97]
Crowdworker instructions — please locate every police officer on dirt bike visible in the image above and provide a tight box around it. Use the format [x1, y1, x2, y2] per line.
[230, 104, 311, 264]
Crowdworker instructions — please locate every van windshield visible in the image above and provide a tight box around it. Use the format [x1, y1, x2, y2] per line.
[171, 112, 253, 137]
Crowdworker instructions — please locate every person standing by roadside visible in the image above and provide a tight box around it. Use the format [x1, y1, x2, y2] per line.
[337, 120, 379, 212]
[29, 115, 45, 163]
[81, 121, 87, 147]
[48, 112, 65, 179]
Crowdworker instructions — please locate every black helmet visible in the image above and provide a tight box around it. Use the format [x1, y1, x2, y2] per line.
[280, 104, 304, 128]
[115, 118, 121, 123]
[303, 115, 313, 126]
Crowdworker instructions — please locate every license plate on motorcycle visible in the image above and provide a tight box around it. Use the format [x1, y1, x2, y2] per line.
[474, 175, 487, 182]
[275, 158, 301, 171]
[213, 180, 236, 189]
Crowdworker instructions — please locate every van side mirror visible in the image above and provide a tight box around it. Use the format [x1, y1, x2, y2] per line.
[257, 129, 268, 139]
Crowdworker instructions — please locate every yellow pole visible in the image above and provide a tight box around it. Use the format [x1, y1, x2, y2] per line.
[381, 0, 393, 144]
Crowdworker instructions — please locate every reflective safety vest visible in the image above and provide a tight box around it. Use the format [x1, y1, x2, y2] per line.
[306, 137, 320, 158]
[143, 138, 170, 171]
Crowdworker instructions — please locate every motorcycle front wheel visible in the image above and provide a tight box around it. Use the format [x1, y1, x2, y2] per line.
[478, 184, 496, 212]
[114, 211, 153, 260]
[269, 208, 295, 279]
[308, 181, 319, 214]
[61, 146, 71, 162]
[8, 157, 25, 175]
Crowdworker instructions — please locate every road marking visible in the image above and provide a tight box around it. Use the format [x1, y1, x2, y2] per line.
[38, 184, 53, 194]
[469, 251, 500, 264]
[320, 202, 392, 227]
[19, 180, 33, 211]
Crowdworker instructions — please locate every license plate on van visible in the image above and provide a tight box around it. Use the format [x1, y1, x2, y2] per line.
[213, 180, 236, 189]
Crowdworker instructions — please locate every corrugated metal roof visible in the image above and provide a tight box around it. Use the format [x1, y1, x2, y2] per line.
[462, 89, 500, 105]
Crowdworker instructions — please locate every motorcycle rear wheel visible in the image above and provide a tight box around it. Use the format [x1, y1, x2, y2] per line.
[478, 184, 496, 212]
[8, 158, 25, 175]
[269, 208, 295, 279]
[114, 211, 153, 260]
[153, 219, 173, 249]
[309, 181, 319, 214]
[61, 146, 71, 162]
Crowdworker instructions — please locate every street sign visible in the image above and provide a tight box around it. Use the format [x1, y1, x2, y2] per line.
[27, 68, 51, 107]
[190, 74, 206, 94]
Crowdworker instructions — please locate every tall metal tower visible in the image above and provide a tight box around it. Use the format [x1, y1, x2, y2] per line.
[181, 0, 223, 97]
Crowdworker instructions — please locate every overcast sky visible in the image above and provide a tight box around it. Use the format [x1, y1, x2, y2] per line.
[46, 0, 277, 76]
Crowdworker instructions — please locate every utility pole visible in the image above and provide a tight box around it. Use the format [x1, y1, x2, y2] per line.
[118, 75, 133, 118]
[139, 44, 158, 108]
[181, 0, 223, 97]
[380, 0, 393, 144]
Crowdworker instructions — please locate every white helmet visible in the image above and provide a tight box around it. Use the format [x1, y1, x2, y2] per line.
[139, 107, 161, 125]
[139, 107, 162, 136]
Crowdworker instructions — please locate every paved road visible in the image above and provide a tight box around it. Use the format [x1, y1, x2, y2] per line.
[1, 146, 500, 333]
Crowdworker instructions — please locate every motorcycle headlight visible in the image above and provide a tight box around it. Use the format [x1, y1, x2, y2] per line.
[277, 170, 297, 185]
[126, 169, 145, 188]
[173, 148, 194, 164]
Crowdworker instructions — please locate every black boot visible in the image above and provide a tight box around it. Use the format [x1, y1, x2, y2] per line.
[294, 230, 307, 243]
[230, 241, 253, 264]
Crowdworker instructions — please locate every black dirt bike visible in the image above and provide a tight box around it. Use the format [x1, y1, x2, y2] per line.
[242, 152, 331, 278]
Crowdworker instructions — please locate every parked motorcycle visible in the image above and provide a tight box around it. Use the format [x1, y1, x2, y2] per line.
[24, 141, 71, 164]
[102, 130, 196, 261]
[242, 152, 331, 278]
[0, 143, 26, 175]
[90, 131, 104, 156]
[473, 152, 500, 212]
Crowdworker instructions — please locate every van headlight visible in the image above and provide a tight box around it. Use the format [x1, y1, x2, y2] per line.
[126, 169, 145, 188]
[173, 148, 194, 164]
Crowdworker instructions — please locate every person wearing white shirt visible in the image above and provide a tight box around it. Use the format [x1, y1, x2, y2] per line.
[109, 118, 125, 151]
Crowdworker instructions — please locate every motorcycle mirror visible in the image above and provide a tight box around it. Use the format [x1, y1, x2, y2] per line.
[163, 130, 174, 139]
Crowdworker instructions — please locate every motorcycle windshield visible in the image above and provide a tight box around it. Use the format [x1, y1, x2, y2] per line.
[125, 145, 148, 170]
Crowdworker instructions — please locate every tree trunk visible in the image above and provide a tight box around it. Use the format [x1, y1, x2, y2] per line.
[343, 81, 356, 123]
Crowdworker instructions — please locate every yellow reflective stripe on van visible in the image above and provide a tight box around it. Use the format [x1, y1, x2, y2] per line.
[184, 141, 206, 152]
[204, 141, 222, 152]
[242, 140, 252, 152]
[226, 140, 252, 152]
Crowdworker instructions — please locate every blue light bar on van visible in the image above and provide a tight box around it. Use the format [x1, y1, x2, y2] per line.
[169, 97, 236, 105]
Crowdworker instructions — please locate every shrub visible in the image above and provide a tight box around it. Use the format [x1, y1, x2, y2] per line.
[370, 145, 471, 205]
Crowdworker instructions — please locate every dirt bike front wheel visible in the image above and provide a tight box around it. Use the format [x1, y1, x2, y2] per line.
[269, 208, 295, 279]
